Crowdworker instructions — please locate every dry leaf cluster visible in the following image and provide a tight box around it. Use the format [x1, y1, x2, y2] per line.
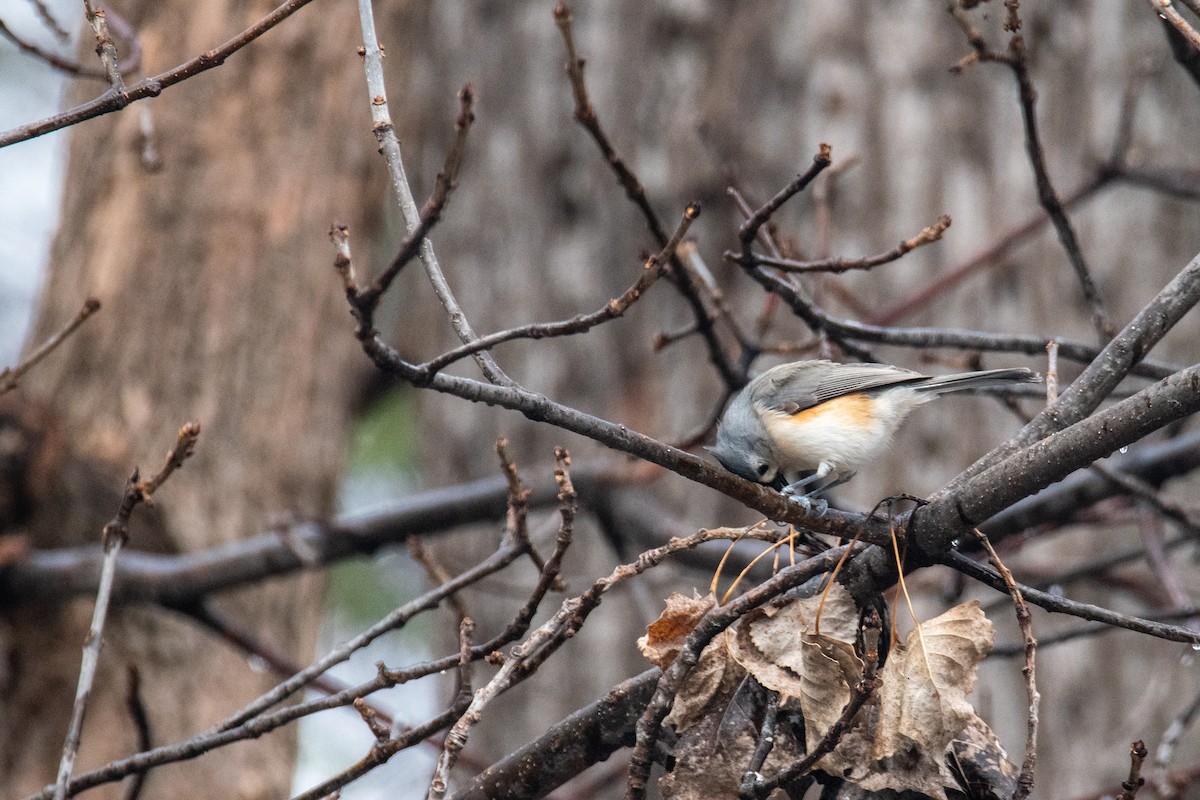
[638, 585, 1018, 798]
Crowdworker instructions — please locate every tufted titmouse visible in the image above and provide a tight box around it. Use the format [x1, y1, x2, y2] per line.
[707, 359, 1039, 511]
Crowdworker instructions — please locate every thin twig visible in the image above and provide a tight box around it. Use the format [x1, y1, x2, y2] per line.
[213, 539, 526, 734]
[1120, 740, 1150, 800]
[745, 214, 951, 274]
[738, 145, 833, 255]
[52, 422, 200, 800]
[1148, 0, 1200, 51]
[355, 0, 509, 386]
[973, 529, 1038, 800]
[950, 0, 1112, 339]
[989, 609, 1200, 657]
[0, 19, 108, 80]
[417, 203, 700, 377]
[0, 2, 144, 81]
[1045, 339, 1059, 403]
[27, 0, 71, 41]
[1155, 688, 1200, 775]
[0, 297, 100, 395]
[0, 0, 323, 148]
[303, 454, 581, 800]
[82, 0, 126, 90]
[944, 551, 1200, 645]
[749, 263, 1175, 376]
[552, 2, 742, 389]
[870, 175, 1112, 325]
[408, 537, 471, 628]
[355, 86, 476, 313]
[1091, 461, 1200, 532]
[427, 620, 478, 800]
[739, 691, 780, 795]
[26, 524, 573, 800]
[121, 666, 151, 800]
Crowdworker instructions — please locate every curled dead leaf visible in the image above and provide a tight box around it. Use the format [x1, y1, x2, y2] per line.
[638, 591, 717, 670]
[828, 600, 996, 799]
[639, 591, 743, 732]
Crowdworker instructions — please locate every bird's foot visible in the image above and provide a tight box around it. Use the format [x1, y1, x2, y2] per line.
[780, 487, 828, 517]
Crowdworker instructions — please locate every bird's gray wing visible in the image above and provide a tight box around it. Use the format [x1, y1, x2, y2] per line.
[752, 361, 928, 413]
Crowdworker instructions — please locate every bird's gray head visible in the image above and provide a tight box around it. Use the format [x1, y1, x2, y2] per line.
[706, 395, 780, 487]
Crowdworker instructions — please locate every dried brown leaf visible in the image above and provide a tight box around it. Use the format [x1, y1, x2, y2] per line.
[948, 715, 1019, 800]
[798, 631, 863, 745]
[827, 600, 995, 799]
[665, 631, 739, 731]
[726, 582, 859, 702]
[639, 592, 741, 732]
[661, 679, 803, 800]
[638, 591, 717, 669]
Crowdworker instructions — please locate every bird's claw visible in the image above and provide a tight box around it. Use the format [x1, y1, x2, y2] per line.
[781, 489, 828, 517]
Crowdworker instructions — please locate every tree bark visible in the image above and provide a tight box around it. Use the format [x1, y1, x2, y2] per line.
[0, 0, 378, 795]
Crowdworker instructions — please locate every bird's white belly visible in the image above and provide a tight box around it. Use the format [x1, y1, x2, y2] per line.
[759, 390, 925, 478]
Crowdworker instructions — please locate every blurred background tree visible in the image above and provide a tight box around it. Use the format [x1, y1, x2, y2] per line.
[1, 1, 1199, 798]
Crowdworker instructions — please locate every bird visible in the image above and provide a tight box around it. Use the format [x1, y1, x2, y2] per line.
[706, 359, 1040, 513]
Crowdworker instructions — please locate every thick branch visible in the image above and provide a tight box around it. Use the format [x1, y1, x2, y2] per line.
[943, 250, 1200, 492]
[449, 670, 658, 800]
[916, 365, 1200, 553]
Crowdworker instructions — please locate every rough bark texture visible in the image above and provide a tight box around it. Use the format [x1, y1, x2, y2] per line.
[0, 0, 377, 796]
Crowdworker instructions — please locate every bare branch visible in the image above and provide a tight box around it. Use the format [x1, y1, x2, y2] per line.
[449, 670, 659, 800]
[0, 297, 100, 395]
[213, 539, 525, 734]
[1119, 739, 1150, 800]
[355, 0, 508, 385]
[81, 0, 126, 90]
[0, 18, 111, 80]
[745, 214, 951, 274]
[52, 422, 200, 800]
[949, 1, 1112, 339]
[737, 145, 833, 255]
[0, 0, 321, 149]
[944, 552, 1200, 645]
[973, 529, 1038, 800]
[942, 251, 1200, 492]
[354, 86, 476, 313]
[1148, 0, 1200, 51]
[746, 263, 1176, 377]
[918, 365, 1200, 553]
[417, 203, 700, 377]
[552, 2, 743, 388]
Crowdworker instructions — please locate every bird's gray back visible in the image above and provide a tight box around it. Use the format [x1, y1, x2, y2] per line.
[749, 360, 928, 413]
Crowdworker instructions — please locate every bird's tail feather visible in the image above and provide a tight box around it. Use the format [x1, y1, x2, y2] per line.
[915, 368, 1041, 395]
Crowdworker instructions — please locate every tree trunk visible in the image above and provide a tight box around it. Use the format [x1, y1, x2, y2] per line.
[0, 0, 378, 795]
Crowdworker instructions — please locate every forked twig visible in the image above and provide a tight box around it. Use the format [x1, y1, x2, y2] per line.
[354, 0, 508, 385]
[745, 215, 951, 274]
[52, 422, 200, 800]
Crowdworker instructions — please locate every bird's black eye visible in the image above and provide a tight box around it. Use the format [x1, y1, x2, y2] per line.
[755, 463, 770, 478]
